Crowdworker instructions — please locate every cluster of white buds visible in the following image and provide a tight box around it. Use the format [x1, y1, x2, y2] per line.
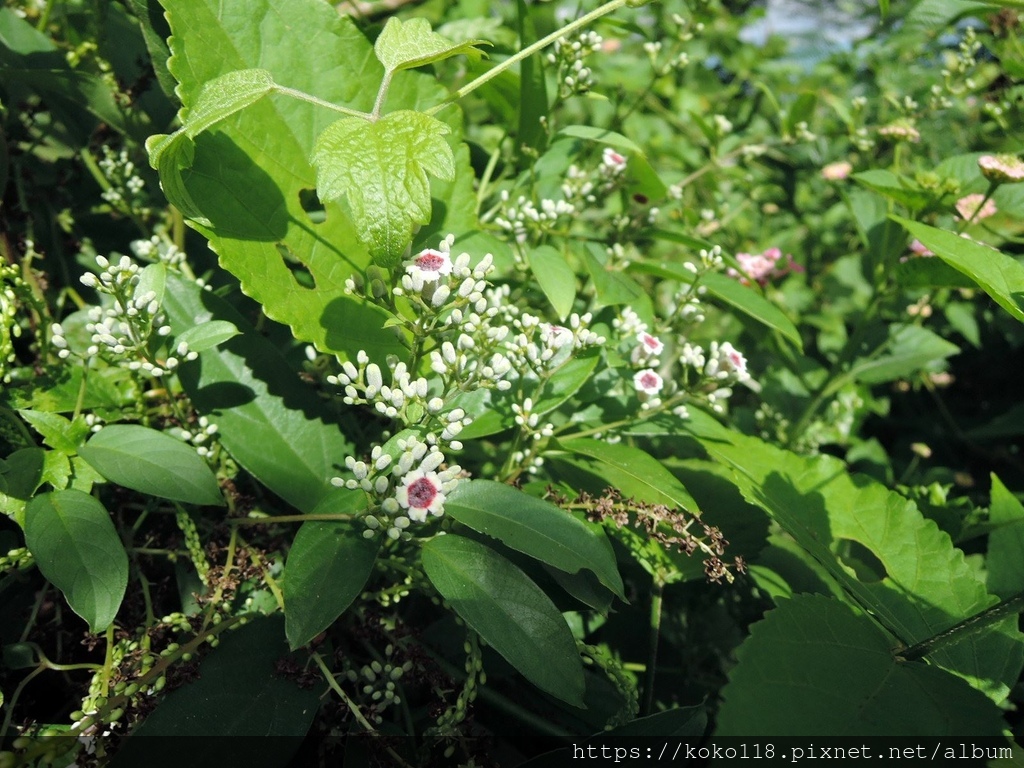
[77, 254, 196, 376]
[492, 191, 576, 244]
[511, 398, 555, 441]
[509, 314, 604, 376]
[328, 351, 474, 449]
[332, 435, 462, 539]
[168, 416, 219, 458]
[2, 265, 25, 381]
[548, 30, 603, 98]
[130, 235, 186, 269]
[98, 146, 147, 213]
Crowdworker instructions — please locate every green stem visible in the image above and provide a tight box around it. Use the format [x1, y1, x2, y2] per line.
[227, 512, 355, 526]
[898, 590, 1024, 662]
[426, 0, 628, 117]
[272, 85, 372, 121]
[371, 69, 395, 121]
[641, 574, 664, 717]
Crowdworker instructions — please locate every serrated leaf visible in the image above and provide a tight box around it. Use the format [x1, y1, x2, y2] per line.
[175, 320, 240, 352]
[526, 245, 576, 319]
[683, 409, 1024, 702]
[283, 494, 378, 650]
[374, 17, 484, 74]
[717, 594, 1005, 736]
[312, 110, 454, 265]
[162, 273, 352, 514]
[79, 425, 224, 506]
[18, 410, 88, 454]
[895, 217, 1024, 323]
[24, 490, 127, 633]
[154, 0, 473, 361]
[421, 534, 585, 707]
[445, 479, 624, 599]
[987, 475, 1024, 600]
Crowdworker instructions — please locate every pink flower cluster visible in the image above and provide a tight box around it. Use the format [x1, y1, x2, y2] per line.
[728, 247, 802, 286]
[955, 193, 997, 222]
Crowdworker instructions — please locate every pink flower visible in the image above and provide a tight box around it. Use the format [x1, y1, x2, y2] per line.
[602, 147, 627, 173]
[406, 249, 453, 283]
[396, 470, 446, 522]
[978, 154, 1024, 184]
[728, 247, 801, 286]
[908, 239, 934, 257]
[821, 161, 852, 181]
[633, 369, 663, 396]
[955, 193, 997, 222]
[637, 332, 663, 355]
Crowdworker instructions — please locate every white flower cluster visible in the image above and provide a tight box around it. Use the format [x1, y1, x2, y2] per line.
[98, 146, 147, 213]
[547, 30, 603, 98]
[168, 415, 219, 458]
[332, 434, 462, 540]
[345, 647, 413, 724]
[328, 352, 474, 449]
[130, 235, 186, 269]
[70, 254, 197, 376]
[492, 191, 576, 244]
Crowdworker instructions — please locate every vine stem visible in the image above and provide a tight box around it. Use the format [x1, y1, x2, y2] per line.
[311, 652, 416, 768]
[272, 85, 372, 120]
[897, 589, 1024, 663]
[425, 0, 629, 117]
[641, 574, 665, 717]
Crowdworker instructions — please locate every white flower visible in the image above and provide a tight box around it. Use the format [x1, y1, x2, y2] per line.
[395, 470, 446, 522]
[602, 147, 627, 173]
[406, 249, 453, 284]
[633, 368, 663, 396]
[636, 332, 664, 356]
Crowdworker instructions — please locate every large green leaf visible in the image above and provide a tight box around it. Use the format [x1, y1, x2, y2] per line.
[154, 0, 475, 361]
[111, 616, 321, 768]
[526, 245, 576, 320]
[79, 424, 224, 506]
[556, 438, 699, 513]
[283, 494, 378, 650]
[850, 324, 959, 384]
[716, 594, 1005, 736]
[987, 474, 1024, 600]
[311, 110, 454, 265]
[444, 479, 624, 599]
[24, 490, 127, 632]
[421, 534, 585, 707]
[683, 409, 1024, 702]
[162, 273, 352, 514]
[896, 218, 1024, 323]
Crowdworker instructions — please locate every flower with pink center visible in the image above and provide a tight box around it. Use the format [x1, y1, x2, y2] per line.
[637, 332, 664, 355]
[955, 193, 997, 222]
[406, 248, 453, 283]
[718, 342, 749, 381]
[396, 469, 446, 522]
[821, 161, 852, 181]
[541, 323, 574, 349]
[633, 368, 663, 396]
[602, 147, 627, 173]
[978, 154, 1024, 184]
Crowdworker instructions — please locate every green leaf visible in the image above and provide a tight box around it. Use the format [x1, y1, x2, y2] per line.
[24, 490, 127, 633]
[987, 475, 1024, 600]
[0, 447, 44, 525]
[374, 17, 484, 74]
[153, 0, 467, 360]
[526, 245, 576, 319]
[135, 263, 167, 306]
[557, 125, 643, 155]
[629, 262, 802, 350]
[421, 534, 585, 707]
[111, 616, 320, 768]
[516, 0, 548, 156]
[716, 594, 1006, 736]
[850, 324, 959, 384]
[175, 320, 240, 352]
[895, 218, 1024, 323]
[162, 273, 352, 514]
[283, 495, 378, 650]
[853, 169, 932, 210]
[312, 110, 454, 265]
[445, 479, 624, 599]
[557, 438, 699, 513]
[17, 410, 88, 454]
[79, 425, 224, 506]
[580, 243, 643, 308]
[683, 410, 1024, 702]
